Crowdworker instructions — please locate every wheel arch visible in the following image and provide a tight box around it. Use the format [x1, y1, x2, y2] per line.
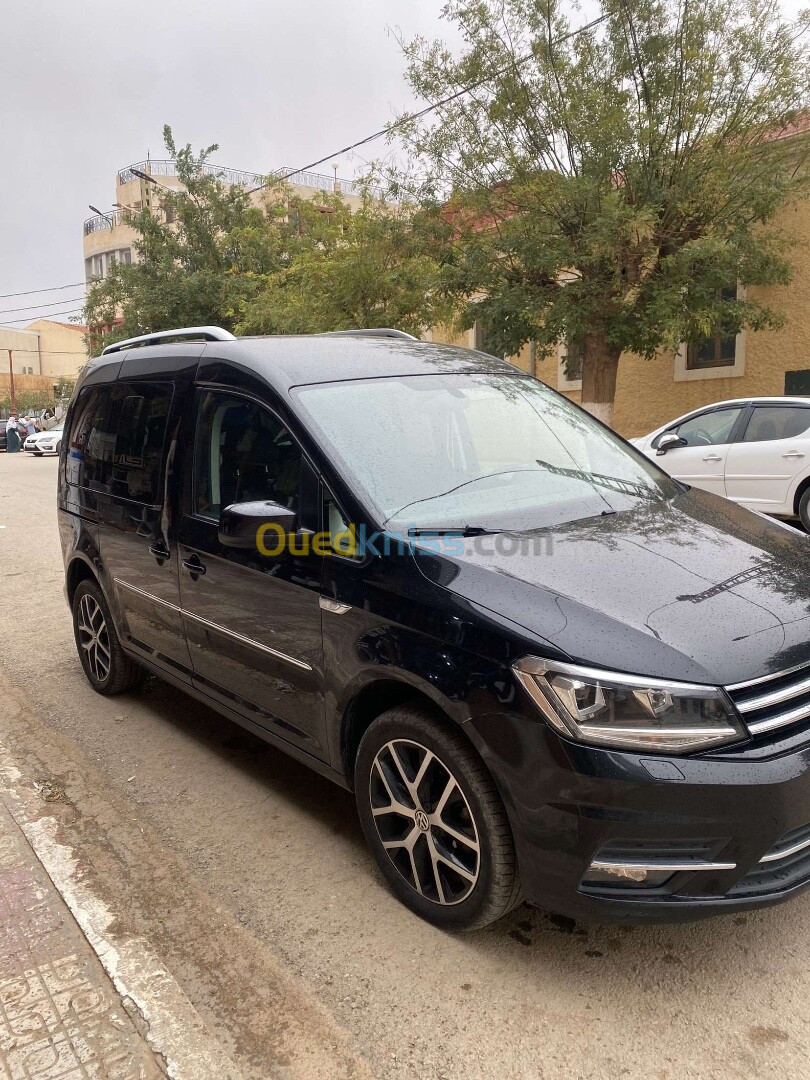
[340, 676, 469, 789]
[66, 554, 100, 606]
[793, 472, 810, 517]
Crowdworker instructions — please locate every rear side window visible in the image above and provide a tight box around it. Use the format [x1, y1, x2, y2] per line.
[66, 387, 117, 490]
[110, 382, 174, 504]
[742, 406, 810, 443]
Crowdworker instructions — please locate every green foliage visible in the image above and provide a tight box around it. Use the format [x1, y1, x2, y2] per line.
[16, 389, 53, 413]
[394, 0, 810, 409]
[84, 127, 444, 349]
[236, 195, 449, 336]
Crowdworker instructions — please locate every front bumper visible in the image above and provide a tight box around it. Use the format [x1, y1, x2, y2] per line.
[467, 705, 810, 923]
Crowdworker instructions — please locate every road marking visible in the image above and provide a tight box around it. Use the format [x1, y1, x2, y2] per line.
[0, 744, 245, 1080]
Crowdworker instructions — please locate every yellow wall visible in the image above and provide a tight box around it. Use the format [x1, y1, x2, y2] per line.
[26, 320, 88, 379]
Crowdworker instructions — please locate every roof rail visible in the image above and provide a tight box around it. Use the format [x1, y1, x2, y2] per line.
[320, 328, 417, 340]
[101, 326, 236, 355]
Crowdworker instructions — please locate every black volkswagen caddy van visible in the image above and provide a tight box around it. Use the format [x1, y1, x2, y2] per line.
[58, 326, 810, 929]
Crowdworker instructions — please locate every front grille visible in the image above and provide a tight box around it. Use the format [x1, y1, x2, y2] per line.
[727, 822, 810, 898]
[726, 662, 810, 737]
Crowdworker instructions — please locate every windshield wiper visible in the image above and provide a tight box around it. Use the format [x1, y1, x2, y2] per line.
[407, 525, 501, 537]
[535, 459, 655, 501]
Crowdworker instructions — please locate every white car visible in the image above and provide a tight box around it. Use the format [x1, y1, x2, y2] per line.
[23, 424, 64, 456]
[631, 397, 810, 528]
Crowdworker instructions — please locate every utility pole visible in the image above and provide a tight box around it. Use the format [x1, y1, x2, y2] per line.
[7, 349, 16, 414]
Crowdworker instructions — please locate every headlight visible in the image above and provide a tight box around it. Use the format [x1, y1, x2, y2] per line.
[513, 657, 745, 753]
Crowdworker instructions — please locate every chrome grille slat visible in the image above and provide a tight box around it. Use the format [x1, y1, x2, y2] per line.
[726, 661, 810, 737]
[734, 673, 810, 714]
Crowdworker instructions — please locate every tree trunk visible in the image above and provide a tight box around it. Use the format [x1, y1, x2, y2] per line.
[580, 331, 621, 427]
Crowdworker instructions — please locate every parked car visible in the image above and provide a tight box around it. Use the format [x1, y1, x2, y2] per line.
[0, 426, 6, 452]
[24, 425, 64, 456]
[631, 397, 810, 527]
[59, 327, 810, 929]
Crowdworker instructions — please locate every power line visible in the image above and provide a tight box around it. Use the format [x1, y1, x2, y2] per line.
[0, 281, 85, 300]
[260, 10, 613, 191]
[0, 296, 86, 317]
[0, 310, 85, 327]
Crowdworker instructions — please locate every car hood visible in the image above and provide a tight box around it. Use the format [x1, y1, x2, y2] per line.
[413, 489, 810, 686]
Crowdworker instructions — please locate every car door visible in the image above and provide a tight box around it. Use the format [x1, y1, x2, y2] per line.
[96, 374, 194, 678]
[652, 405, 746, 496]
[177, 387, 328, 759]
[724, 403, 810, 513]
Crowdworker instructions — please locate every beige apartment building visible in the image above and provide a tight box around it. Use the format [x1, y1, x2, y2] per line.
[83, 158, 368, 283]
[0, 320, 89, 380]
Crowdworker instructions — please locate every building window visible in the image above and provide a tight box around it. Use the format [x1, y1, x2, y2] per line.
[84, 248, 133, 281]
[473, 321, 504, 359]
[675, 285, 745, 382]
[686, 287, 738, 370]
[562, 336, 584, 381]
[557, 334, 584, 391]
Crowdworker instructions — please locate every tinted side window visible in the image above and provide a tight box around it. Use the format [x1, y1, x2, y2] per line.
[193, 390, 303, 520]
[672, 407, 743, 447]
[66, 387, 116, 490]
[743, 406, 810, 443]
[110, 382, 174, 504]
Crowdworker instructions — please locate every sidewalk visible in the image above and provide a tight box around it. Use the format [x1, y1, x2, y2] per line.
[0, 795, 164, 1080]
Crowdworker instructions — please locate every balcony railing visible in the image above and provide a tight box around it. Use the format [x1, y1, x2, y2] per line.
[117, 159, 383, 199]
[83, 209, 130, 235]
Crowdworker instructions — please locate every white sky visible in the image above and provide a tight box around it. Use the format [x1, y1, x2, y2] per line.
[0, 0, 805, 322]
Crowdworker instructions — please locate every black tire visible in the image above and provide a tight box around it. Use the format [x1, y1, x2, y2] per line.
[355, 704, 521, 930]
[55, 441, 62, 454]
[799, 488, 810, 532]
[72, 579, 144, 695]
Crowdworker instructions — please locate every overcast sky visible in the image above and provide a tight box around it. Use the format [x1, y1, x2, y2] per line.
[0, 0, 804, 326]
[0, 0, 461, 323]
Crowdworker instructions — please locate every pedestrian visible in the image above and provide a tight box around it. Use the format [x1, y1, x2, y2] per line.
[23, 416, 37, 437]
[5, 413, 22, 453]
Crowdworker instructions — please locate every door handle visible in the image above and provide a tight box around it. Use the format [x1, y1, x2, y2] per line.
[148, 542, 170, 565]
[182, 555, 207, 580]
[702, 453, 722, 462]
[783, 450, 805, 458]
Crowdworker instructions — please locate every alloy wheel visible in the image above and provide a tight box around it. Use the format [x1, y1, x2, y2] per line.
[77, 592, 111, 683]
[369, 739, 480, 905]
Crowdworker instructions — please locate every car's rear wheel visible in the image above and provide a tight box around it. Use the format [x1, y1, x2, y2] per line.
[72, 579, 143, 695]
[798, 488, 810, 532]
[355, 704, 521, 929]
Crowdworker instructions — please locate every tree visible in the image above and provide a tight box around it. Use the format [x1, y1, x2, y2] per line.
[394, 0, 810, 423]
[236, 194, 449, 337]
[84, 127, 307, 349]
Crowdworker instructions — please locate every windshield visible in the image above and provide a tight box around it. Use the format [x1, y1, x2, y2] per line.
[295, 373, 680, 532]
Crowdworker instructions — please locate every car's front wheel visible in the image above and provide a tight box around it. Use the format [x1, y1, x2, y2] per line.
[355, 704, 521, 929]
[72, 579, 143, 695]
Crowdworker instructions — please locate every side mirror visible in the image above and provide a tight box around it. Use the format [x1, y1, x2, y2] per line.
[656, 431, 686, 455]
[218, 500, 297, 551]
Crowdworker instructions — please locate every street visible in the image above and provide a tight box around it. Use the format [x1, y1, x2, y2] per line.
[2, 450, 810, 1080]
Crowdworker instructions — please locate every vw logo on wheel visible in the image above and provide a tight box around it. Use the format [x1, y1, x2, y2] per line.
[414, 809, 430, 832]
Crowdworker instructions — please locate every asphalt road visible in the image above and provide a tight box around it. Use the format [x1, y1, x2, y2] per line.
[2, 450, 810, 1079]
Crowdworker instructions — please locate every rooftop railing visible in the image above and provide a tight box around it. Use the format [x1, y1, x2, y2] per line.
[85, 162, 386, 233]
[117, 159, 382, 198]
